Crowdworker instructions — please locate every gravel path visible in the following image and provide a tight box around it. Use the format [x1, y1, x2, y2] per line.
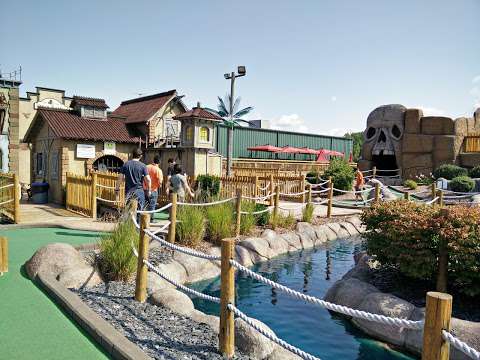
[74, 282, 252, 360]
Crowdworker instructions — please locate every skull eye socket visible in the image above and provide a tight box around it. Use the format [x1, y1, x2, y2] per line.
[391, 124, 402, 139]
[366, 127, 376, 140]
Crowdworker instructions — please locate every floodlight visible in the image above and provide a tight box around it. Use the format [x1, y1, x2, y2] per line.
[224, 73, 231, 79]
[237, 66, 246, 76]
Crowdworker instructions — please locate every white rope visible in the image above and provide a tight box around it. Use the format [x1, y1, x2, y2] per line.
[443, 194, 476, 200]
[0, 183, 14, 190]
[425, 197, 439, 205]
[240, 206, 273, 215]
[0, 198, 14, 206]
[313, 199, 329, 205]
[258, 183, 271, 191]
[144, 259, 221, 303]
[309, 180, 330, 188]
[150, 222, 171, 235]
[443, 190, 480, 195]
[311, 188, 330, 194]
[177, 197, 235, 207]
[242, 193, 274, 201]
[332, 187, 373, 195]
[279, 190, 309, 197]
[96, 197, 120, 204]
[145, 228, 221, 261]
[96, 183, 117, 190]
[228, 304, 321, 360]
[137, 203, 173, 214]
[278, 203, 307, 211]
[229, 259, 423, 330]
[442, 330, 480, 360]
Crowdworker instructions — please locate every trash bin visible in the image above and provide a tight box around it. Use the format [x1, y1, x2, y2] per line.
[31, 182, 49, 204]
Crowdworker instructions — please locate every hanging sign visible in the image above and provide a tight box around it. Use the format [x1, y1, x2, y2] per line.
[104, 141, 116, 155]
[76, 144, 96, 159]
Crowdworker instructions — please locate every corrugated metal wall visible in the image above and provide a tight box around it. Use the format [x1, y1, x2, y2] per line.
[216, 125, 353, 161]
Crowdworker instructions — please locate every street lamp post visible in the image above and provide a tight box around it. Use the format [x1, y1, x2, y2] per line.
[224, 66, 246, 176]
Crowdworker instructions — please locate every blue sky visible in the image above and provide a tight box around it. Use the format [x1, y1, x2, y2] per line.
[1, 0, 479, 135]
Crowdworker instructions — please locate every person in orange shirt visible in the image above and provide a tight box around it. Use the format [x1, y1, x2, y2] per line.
[354, 168, 365, 201]
[144, 155, 163, 213]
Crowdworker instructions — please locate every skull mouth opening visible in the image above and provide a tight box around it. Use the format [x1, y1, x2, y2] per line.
[372, 152, 398, 174]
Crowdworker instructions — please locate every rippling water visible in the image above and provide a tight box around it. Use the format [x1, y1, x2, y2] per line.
[191, 236, 416, 360]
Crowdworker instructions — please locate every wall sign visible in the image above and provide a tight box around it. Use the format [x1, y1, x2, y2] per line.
[76, 144, 96, 159]
[104, 141, 116, 155]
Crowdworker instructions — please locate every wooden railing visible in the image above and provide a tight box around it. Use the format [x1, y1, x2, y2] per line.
[0, 173, 19, 224]
[65, 173, 93, 217]
[464, 135, 480, 152]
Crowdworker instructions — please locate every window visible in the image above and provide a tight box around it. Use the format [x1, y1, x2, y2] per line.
[93, 108, 105, 118]
[51, 152, 59, 179]
[185, 126, 194, 141]
[199, 126, 210, 142]
[93, 155, 124, 173]
[36, 153, 44, 175]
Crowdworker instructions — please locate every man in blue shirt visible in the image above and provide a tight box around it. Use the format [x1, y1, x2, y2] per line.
[116, 148, 151, 211]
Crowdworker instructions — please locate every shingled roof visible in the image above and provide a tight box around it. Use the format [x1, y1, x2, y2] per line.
[24, 109, 140, 143]
[174, 106, 223, 121]
[111, 90, 177, 124]
[70, 96, 109, 109]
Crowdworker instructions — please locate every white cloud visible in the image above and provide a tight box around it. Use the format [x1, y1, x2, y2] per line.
[472, 75, 480, 84]
[331, 96, 337, 102]
[270, 114, 308, 133]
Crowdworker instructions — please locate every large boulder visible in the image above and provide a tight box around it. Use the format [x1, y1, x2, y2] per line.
[315, 224, 337, 241]
[235, 317, 276, 359]
[189, 309, 220, 332]
[352, 292, 416, 346]
[279, 232, 302, 250]
[295, 222, 317, 248]
[238, 237, 275, 260]
[146, 261, 187, 295]
[326, 223, 349, 238]
[173, 252, 220, 283]
[57, 266, 102, 289]
[235, 245, 254, 267]
[25, 243, 88, 279]
[150, 288, 195, 316]
[324, 278, 378, 310]
[421, 116, 455, 135]
[340, 222, 359, 236]
[262, 229, 290, 256]
[345, 217, 366, 233]
[267, 345, 302, 360]
[449, 318, 480, 360]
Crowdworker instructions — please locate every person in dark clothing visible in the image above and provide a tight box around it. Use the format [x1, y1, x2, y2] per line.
[166, 158, 176, 178]
[116, 148, 151, 211]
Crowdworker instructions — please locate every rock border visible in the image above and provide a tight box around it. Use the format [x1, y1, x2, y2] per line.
[325, 253, 480, 360]
[35, 272, 153, 360]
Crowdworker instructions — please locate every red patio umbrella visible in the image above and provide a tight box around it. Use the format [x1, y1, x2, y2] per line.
[316, 149, 344, 162]
[297, 147, 320, 155]
[247, 144, 283, 152]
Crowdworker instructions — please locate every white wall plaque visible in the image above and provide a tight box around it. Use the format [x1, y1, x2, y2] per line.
[104, 141, 116, 155]
[76, 144, 96, 159]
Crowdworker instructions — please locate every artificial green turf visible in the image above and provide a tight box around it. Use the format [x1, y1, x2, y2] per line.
[152, 211, 169, 221]
[0, 227, 110, 360]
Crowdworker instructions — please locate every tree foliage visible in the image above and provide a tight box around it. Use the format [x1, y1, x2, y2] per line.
[344, 132, 364, 161]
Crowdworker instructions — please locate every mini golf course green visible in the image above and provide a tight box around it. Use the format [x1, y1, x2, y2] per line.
[0, 227, 109, 360]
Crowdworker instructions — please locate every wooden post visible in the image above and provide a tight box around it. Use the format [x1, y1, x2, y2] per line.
[374, 182, 381, 203]
[254, 176, 259, 199]
[372, 166, 377, 179]
[269, 174, 274, 206]
[235, 188, 242, 237]
[219, 238, 236, 358]
[273, 185, 279, 219]
[135, 213, 150, 302]
[300, 174, 306, 203]
[431, 182, 437, 200]
[167, 193, 177, 244]
[0, 237, 8, 274]
[422, 292, 452, 360]
[404, 191, 410, 201]
[327, 177, 333, 218]
[437, 190, 444, 207]
[307, 183, 312, 204]
[91, 172, 97, 219]
[13, 173, 20, 224]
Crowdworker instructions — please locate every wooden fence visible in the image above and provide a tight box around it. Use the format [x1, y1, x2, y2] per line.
[0, 173, 19, 224]
[66, 173, 93, 217]
[464, 135, 480, 152]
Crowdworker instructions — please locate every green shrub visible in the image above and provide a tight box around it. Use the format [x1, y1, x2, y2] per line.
[270, 212, 296, 230]
[240, 200, 257, 235]
[469, 166, 480, 178]
[361, 201, 480, 296]
[403, 179, 418, 190]
[450, 176, 475, 193]
[197, 174, 221, 200]
[205, 202, 234, 244]
[302, 203, 314, 223]
[254, 203, 270, 226]
[306, 171, 321, 184]
[323, 158, 355, 191]
[176, 206, 206, 247]
[98, 218, 139, 282]
[433, 164, 467, 180]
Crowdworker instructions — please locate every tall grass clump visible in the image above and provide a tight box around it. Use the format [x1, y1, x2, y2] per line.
[270, 212, 296, 230]
[176, 206, 206, 247]
[302, 203, 314, 223]
[205, 202, 234, 244]
[98, 218, 138, 282]
[240, 200, 256, 235]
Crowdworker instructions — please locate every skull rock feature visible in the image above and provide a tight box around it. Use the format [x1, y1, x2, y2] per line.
[361, 104, 406, 174]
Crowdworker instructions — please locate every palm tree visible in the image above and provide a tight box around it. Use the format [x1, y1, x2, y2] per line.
[206, 95, 254, 175]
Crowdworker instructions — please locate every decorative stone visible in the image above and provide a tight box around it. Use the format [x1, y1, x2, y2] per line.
[345, 217, 366, 233]
[57, 265, 102, 289]
[296, 222, 317, 248]
[146, 261, 187, 295]
[262, 230, 290, 256]
[421, 116, 455, 135]
[173, 252, 220, 283]
[150, 288, 195, 316]
[235, 317, 276, 359]
[267, 345, 302, 360]
[340, 222, 359, 236]
[238, 237, 275, 260]
[25, 243, 88, 279]
[316, 224, 337, 241]
[404, 108, 423, 133]
[324, 278, 378, 310]
[189, 309, 220, 332]
[352, 292, 415, 346]
[235, 245, 254, 267]
[326, 222, 349, 238]
[279, 232, 303, 250]
[402, 133, 434, 153]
